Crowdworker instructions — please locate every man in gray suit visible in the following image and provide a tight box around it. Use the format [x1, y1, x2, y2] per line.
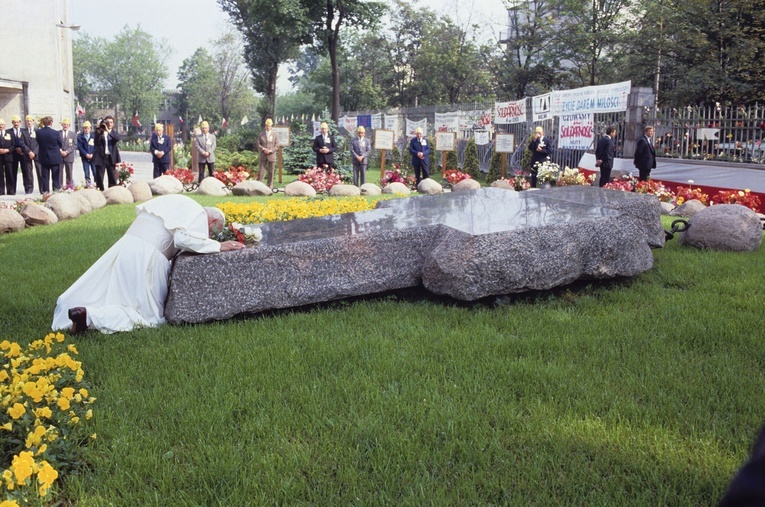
[195, 120, 216, 181]
[350, 126, 371, 186]
[59, 118, 77, 187]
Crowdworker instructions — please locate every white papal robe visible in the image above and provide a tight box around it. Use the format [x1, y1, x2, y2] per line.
[52, 195, 221, 334]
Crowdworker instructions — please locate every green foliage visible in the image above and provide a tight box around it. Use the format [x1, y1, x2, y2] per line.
[462, 138, 480, 180]
[486, 150, 505, 184]
[446, 150, 459, 170]
[74, 26, 169, 131]
[521, 132, 535, 172]
[283, 121, 316, 174]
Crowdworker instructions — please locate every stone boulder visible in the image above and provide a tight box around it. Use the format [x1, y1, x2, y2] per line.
[679, 204, 763, 252]
[149, 175, 183, 195]
[359, 183, 381, 196]
[78, 189, 107, 209]
[417, 178, 443, 195]
[669, 199, 706, 218]
[70, 192, 93, 215]
[21, 203, 58, 226]
[45, 193, 82, 221]
[284, 181, 317, 197]
[197, 177, 229, 196]
[452, 179, 481, 192]
[232, 180, 272, 196]
[103, 185, 134, 205]
[382, 182, 410, 195]
[660, 201, 676, 215]
[0, 209, 24, 233]
[329, 184, 361, 197]
[128, 180, 153, 202]
[490, 180, 516, 191]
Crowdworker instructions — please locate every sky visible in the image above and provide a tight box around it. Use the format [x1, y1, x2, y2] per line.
[72, 0, 508, 93]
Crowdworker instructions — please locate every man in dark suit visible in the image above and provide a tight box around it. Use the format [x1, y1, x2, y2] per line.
[595, 126, 617, 187]
[92, 116, 121, 190]
[59, 118, 77, 187]
[0, 118, 15, 195]
[77, 121, 96, 186]
[633, 125, 656, 181]
[312, 122, 337, 168]
[528, 126, 553, 188]
[8, 116, 26, 195]
[21, 115, 42, 194]
[409, 127, 430, 185]
[36, 116, 64, 193]
[150, 123, 172, 178]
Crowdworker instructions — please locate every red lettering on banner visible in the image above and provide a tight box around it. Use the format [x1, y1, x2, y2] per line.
[497, 104, 524, 118]
[560, 125, 593, 138]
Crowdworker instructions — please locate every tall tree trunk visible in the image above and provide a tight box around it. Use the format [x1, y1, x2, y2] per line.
[329, 34, 340, 122]
[267, 61, 278, 119]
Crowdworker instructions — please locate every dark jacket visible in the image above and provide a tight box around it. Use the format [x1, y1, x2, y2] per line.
[150, 132, 172, 164]
[528, 135, 553, 170]
[313, 134, 338, 167]
[77, 131, 95, 158]
[409, 136, 430, 167]
[633, 135, 656, 172]
[595, 135, 615, 170]
[35, 126, 64, 166]
[93, 128, 121, 166]
[0, 129, 14, 163]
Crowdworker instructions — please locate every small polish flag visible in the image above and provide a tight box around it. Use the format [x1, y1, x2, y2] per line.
[179, 116, 184, 124]
[76, 103, 85, 116]
[221, 118, 228, 129]
[132, 113, 141, 128]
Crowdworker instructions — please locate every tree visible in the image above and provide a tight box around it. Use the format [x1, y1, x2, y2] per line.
[177, 48, 218, 125]
[219, 0, 313, 118]
[304, 0, 386, 121]
[553, 0, 632, 86]
[214, 32, 258, 124]
[462, 139, 480, 179]
[76, 25, 169, 130]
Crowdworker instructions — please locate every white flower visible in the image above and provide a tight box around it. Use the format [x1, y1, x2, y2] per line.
[242, 225, 262, 241]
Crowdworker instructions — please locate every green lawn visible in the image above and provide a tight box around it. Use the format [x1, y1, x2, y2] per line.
[1, 196, 763, 505]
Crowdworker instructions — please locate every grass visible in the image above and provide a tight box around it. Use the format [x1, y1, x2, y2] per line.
[1, 196, 764, 505]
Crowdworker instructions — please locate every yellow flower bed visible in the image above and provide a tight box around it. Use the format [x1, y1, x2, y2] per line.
[217, 197, 378, 225]
[1, 334, 96, 505]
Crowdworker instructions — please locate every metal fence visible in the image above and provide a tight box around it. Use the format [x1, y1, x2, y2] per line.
[645, 103, 765, 164]
[341, 101, 765, 175]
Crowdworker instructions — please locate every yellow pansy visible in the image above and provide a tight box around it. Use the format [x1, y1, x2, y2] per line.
[37, 460, 58, 496]
[10, 451, 36, 485]
[0, 370, 8, 382]
[0, 498, 20, 506]
[57, 397, 70, 411]
[60, 387, 75, 400]
[8, 403, 25, 420]
[35, 406, 52, 419]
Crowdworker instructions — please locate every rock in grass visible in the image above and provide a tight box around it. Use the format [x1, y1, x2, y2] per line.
[197, 177, 229, 196]
[103, 185, 134, 205]
[0, 208, 25, 233]
[679, 203, 762, 252]
[284, 181, 316, 197]
[382, 182, 410, 195]
[128, 181, 153, 202]
[232, 180, 272, 196]
[360, 183, 381, 196]
[22, 203, 58, 226]
[45, 193, 82, 220]
[329, 184, 361, 197]
[149, 175, 183, 195]
[78, 188, 107, 209]
[417, 178, 443, 195]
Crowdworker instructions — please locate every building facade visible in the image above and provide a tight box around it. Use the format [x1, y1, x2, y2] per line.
[0, 0, 76, 123]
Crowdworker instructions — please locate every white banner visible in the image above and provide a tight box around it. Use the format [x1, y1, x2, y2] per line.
[312, 121, 322, 138]
[434, 111, 460, 132]
[494, 99, 526, 124]
[558, 113, 594, 149]
[533, 93, 552, 122]
[474, 131, 490, 145]
[342, 116, 357, 132]
[406, 118, 427, 137]
[460, 110, 491, 131]
[384, 115, 400, 137]
[552, 81, 631, 116]
[371, 113, 382, 130]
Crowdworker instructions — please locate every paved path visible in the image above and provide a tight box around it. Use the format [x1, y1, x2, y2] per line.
[0, 151, 153, 203]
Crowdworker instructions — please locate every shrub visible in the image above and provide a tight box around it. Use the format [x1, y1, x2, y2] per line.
[462, 139, 480, 180]
[486, 151, 504, 184]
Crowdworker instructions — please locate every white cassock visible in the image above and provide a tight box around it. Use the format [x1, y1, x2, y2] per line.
[52, 195, 221, 334]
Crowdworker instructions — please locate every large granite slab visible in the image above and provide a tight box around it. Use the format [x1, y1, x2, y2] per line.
[165, 187, 660, 324]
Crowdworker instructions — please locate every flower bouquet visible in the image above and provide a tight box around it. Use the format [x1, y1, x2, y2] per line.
[210, 222, 263, 245]
[165, 168, 196, 185]
[674, 185, 709, 205]
[213, 166, 251, 187]
[441, 169, 471, 185]
[555, 167, 587, 186]
[603, 173, 638, 192]
[381, 166, 416, 190]
[299, 166, 344, 192]
[534, 160, 561, 186]
[710, 189, 761, 212]
[634, 179, 675, 202]
[116, 162, 134, 186]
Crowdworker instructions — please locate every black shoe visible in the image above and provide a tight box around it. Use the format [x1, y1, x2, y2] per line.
[68, 307, 88, 335]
